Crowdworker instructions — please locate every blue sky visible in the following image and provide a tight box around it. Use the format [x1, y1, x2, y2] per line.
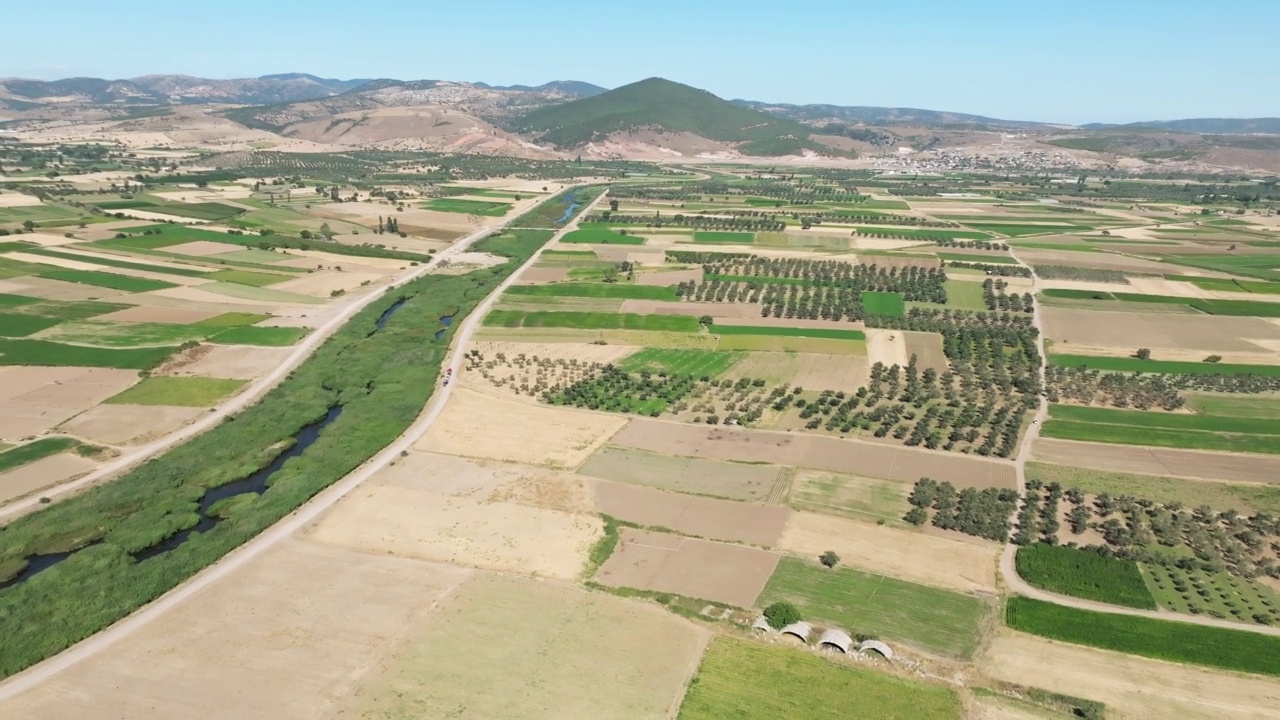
[5, 0, 1276, 124]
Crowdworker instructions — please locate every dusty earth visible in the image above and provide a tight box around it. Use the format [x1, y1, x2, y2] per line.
[415, 385, 626, 468]
[57, 404, 206, 445]
[0, 367, 139, 440]
[866, 328, 910, 367]
[596, 528, 781, 607]
[777, 511, 1000, 594]
[307, 450, 600, 580]
[578, 446, 782, 502]
[1043, 307, 1280, 352]
[1033, 438, 1280, 484]
[590, 479, 791, 546]
[609, 418, 1017, 489]
[0, 453, 98, 505]
[338, 573, 709, 720]
[158, 344, 294, 379]
[904, 331, 949, 372]
[979, 629, 1280, 720]
[722, 351, 870, 388]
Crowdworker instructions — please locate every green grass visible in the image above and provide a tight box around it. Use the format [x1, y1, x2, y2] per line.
[1050, 353, 1280, 376]
[0, 293, 42, 310]
[1143, 563, 1280, 624]
[198, 282, 322, 305]
[504, 283, 677, 300]
[0, 313, 62, 338]
[1048, 403, 1280, 435]
[35, 322, 209, 349]
[483, 310, 700, 332]
[1041, 419, 1280, 454]
[943, 279, 988, 310]
[757, 557, 988, 658]
[861, 290, 905, 316]
[559, 226, 646, 245]
[1005, 596, 1280, 677]
[693, 231, 755, 244]
[712, 325, 866, 341]
[20, 248, 209, 277]
[0, 437, 84, 473]
[1040, 289, 1280, 317]
[38, 269, 176, 293]
[422, 198, 512, 216]
[1162, 253, 1280, 282]
[1170, 276, 1280, 295]
[962, 223, 1088, 237]
[105, 377, 247, 407]
[192, 312, 271, 329]
[938, 252, 1018, 265]
[677, 636, 961, 720]
[1015, 545, 1156, 609]
[9, 300, 131, 321]
[0, 338, 173, 370]
[208, 326, 307, 346]
[857, 227, 993, 241]
[1026, 462, 1280, 517]
[617, 348, 743, 377]
[1184, 393, 1280, 418]
[150, 202, 244, 221]
[203, 269, 289, 287]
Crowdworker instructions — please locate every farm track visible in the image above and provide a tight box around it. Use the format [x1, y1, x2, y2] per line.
[0, 190, 606, 699]
[0, 195, 553, 523]
[1000, 246, 1280, 639]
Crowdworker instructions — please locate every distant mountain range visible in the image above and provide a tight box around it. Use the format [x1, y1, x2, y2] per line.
[1081, 118, 1280, 135]
[731, 100, 1055, 130]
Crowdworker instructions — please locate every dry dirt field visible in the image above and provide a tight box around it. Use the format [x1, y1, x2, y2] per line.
[596, 528, 781, 607]
[1033, 438, 1280, 484]
[0, 453, 97, 505]
[866, 328, 909, 367]
[339, 574, 708, 720]
[307, 450, 600, 580]
[590, 479, 791, 546]
[722, 351, 869, 388]
[91, 305, 222, 324]
[516, 266, 569, 283]
[469, 340, 638, 366]
[1043, 307, 1280, 352]
[1050, 342, 1279, 365]
[610, 419, 1016, 489]
[636, 267, 702, 286]
[778, 511, 999, 594]
[0, 540, 475, 720]
[979, 629, 1280, 720]
[578, 446, 782, 502]
[158, 344, 293, 379]
[1017, 249, 1180, 274]
[905, 331, 949, 372]
[57, 404, 206, 445]
[619, 299, 763, 319]
[415, 386, 626, 468]
[0, 367, 139, 439]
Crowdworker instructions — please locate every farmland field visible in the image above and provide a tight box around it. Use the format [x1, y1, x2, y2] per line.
[1025, 462, 1280, 516]
[617, 348, 744, 377]
[208, 326, 307, 346]
[1005, 596, 1280, 677]
[422, 198, 511, 216]
[558, 225, 646, 244]
[938, 251, 1018, 264]
[1143, 562, 1280, 622]
[38, 269, 177, 292]
[1049, 353, 1280, 376]
[757, 556, 988, 657]
[861, 290, 905, 316]
[484, 309, 700, 332]
[1014, 544, 1156, 609]
[148, 202, 244, 221]
[0, 338, 174, 369]
[0, 437, 88, 473]
[692, 231, 755, 244]
[505, 283, 676, 300]
[1040, 289, 1280, 317]
[677, 636, 960, 720]
[712, 324, 866, 341]
[787, 470, 910, 524]
[36, 321, 210, 349]
[0, 313, 61, 337]
[105, 377, 247, 406]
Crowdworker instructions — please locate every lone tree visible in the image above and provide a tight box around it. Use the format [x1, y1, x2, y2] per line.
[763, 601, 801, 630]
[1135, 348, 1152, 360]
[820, 550, 840, 569]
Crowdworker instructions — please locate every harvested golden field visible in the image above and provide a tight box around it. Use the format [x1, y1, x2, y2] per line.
[0, 367, 140, 439]
[91, 305, 222, 324]
[596, 528, 780, 607]
[0, 453, 97, 505]
[610, 419, 1016, 489]
[788, 469, 912, 525]
[0, 540, 474, 719]
[1043, 307, 1280, 352]
[415, 386, 626, 468]
[578, 446, 783, 502]
[778, 512, 999, 593]
[343, 574, 708, 720]
[1033, 438, 1280, 484]
[905, 331, 949, 372]
[722, 351, 869, 388]
[57, 404, 205, 445]
[590, 479, 791, 546]
[866, 328, 909, 367]
[307, 451, 600, 580]
[979, 629, 1280, 720]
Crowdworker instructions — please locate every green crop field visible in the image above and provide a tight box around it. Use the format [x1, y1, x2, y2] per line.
[1169, 276, 1280, 295]
[21, 248, 209, 277]
[193, 312, 271, 329]
[943, 279, 989, 310]
[0, 437, 86, 473]
[151, 202, 244, 221]
[559, 225, 646, 244]
[1026, 462, 1280, 516]
[1163, 253, 1280, 282]
[861, 291, 905, 316]
[961, 223, 1086, 237]
[1050, 353, 1280, 377]
[422, 198, 512, 216]
[1047, 404, 1280, 435]
[1185, 393, 1280, 418]
[39, 269, 177, 293]
[1040, 289, 1280, 317]
[504, 283, 676, 300]
[0, 313, 62, 338]
[203, 269, 289, 287]
[208, 326, 307, 346]
[1005, 596, 1280, 677]
[712, 325, 866, 341]
[2, 299, 129, 321]
[857, 227, 993, 241]
[1015, 544, 1156, 609]
[106, 377, 247, 406]
[0, 338, 174, 370]
[0, 293, 41, 310]
[483, 310, 700, 332]
[1041, 419, 1280, 454]
[938, 252, 1019, 265]
[693, 231, 755, 244]
[757, 557, 987, 658]
[677, 637, 960, 720]
[617, 348, 743, 377]
[35, 321, 209, 349]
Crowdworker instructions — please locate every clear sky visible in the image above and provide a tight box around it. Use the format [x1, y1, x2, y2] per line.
[5, 0, 1276, 124]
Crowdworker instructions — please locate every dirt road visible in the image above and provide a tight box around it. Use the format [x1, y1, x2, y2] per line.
[0, 191, 605, 699]
[0, 195, 549, 523]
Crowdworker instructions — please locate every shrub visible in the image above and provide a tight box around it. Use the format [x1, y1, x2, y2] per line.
[819, 551, 840, 569]
[763, 601, 801, 629]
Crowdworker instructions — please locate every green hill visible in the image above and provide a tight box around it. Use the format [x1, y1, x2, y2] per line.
[515, 77, 833, 156]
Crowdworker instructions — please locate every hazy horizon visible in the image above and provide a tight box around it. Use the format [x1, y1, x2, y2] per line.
[5, 0, 1277, 125]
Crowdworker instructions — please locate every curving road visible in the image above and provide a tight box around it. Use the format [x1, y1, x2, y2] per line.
[0, 189, 605, 700]
[0, 193, 554, 523]
[998, 247, 1280, 638]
